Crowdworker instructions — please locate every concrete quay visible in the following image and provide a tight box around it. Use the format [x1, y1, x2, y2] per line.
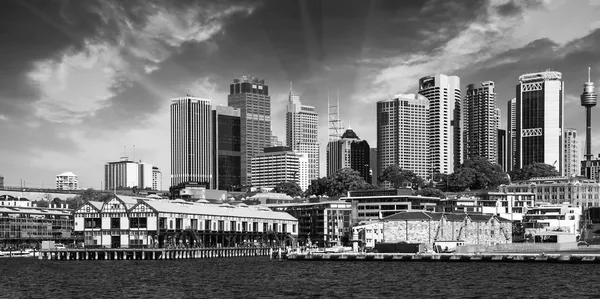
[286, 252, 600, 263]
[38, 247, 272, 261]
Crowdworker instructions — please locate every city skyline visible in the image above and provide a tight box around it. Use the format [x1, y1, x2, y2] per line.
[2, 0, 600, 188]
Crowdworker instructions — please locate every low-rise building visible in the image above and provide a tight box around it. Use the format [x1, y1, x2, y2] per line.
[0, 205, 75, 247]
[342, 189, 440, 225]
[56, 172, 78, 190]
[247, 193, 294, 205]
[351, 222, 383, 249]
[378, 211, 512, 251]
[74, 195, 298, 248]
[522, 202, 582, 235]
[267, 201, 352, 247]
[500, 176, 600, 207]
[0, 195, 32, 207]
[440, 191, 536, 221]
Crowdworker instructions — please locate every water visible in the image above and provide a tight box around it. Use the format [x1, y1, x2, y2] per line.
[1, 257, 599, 298]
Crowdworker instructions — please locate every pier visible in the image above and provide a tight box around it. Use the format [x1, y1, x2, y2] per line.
[38, 247, 273, 261]
[286, 252, 600, 263]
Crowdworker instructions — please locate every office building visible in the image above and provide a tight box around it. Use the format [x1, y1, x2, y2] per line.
[228, 76, 271, 188]
[104, 158, 154, 191]
[514, 71, 564, 175]
[56, 172, 79, 190]
[376, 94, 429, 182]
[152, 167, 162, 191]
[418, 74, 462, 174]
[507, 98, 517, 172]
[170, 96, 213, 188]
[298, 153, 309, 191]
[564, 128, 581, 177]
[212, 105, 242, 191]
[500, 176, 600, 207]
[326, 128, 371, 182]
[463, 81, 498, 163]
[251, 146, 300, 190]
[286, 84, 319, 183]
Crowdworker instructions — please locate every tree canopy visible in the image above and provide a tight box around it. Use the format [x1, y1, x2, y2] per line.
[378, 164, 424, 189]
[446, 157, 509, 192]
[509, 162, 560, 181]
[272, 181, 303, 197]
[305, 168, 376, 198]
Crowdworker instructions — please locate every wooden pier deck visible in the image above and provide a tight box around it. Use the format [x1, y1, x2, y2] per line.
[286, 252, 600, 263]
[38, 247, 273, 261]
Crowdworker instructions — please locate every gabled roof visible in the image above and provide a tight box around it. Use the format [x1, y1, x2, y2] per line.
[385, 211, 437, 221]
[143, 200, 296, 221]
[444, 213, 467, 222]
[114, 195, 144, 208]
[495, 216, 513, 223]
[468, 214, 493, 222]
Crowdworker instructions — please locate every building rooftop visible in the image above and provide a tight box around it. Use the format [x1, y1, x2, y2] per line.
[57, 172, 77, 177]
[249, 193, 294, 201]
[141, 200, 296, 221]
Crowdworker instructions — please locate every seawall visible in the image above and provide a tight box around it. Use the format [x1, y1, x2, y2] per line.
[39, 247, 273, 261]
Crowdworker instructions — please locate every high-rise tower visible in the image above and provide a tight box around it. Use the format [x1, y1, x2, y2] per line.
[228, 76, 271, 188]
[515, 71, 564, 174]
[376, 94, 429, 182]
[286, 83, 319, 184]
[170, 97, 213, 188]
[507, 98, 517, 172]
[463, 81, 498, 163]
[418, 74, 462, 174]
[581, 67, 598, 179]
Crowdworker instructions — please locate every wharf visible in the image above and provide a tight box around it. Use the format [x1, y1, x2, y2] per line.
[286, 252, 600, 263]
[38, 247, 272, 261]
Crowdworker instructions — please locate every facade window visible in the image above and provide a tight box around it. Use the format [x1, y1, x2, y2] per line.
[111, 218, 120, 229]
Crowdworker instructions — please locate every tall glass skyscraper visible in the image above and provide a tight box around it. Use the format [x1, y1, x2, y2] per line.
[376, 94, 429, 182]
[507, 98, 517, 172]
[418, 74, 462, 174]
[228, 76, 271, 188]
[170, 96, 213, 187]
[563, 128, 581, 177]
[463, 81, 498, 163]
[515, 71, 564, 175]
[212, 105, 241, 191]
[286, 84, 319, 185]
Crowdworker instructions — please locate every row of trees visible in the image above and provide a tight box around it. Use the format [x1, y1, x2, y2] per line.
[272, 158, 560, 199]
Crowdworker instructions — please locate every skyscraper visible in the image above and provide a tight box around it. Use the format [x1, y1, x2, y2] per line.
[228, 76, 271, 188]
[463, 81, 498, 163]
[170, 96, 213, 187]
[515, 71, 564, 175]
[498, 129, 507, 171]
[104, 158, 154, 190]
[251, 146, 300, 190]
[418, 74, 462, 174]
[507, 98, 517, 172]
[326, 128, 371, 182]
[564, 128, 581, 177]
[286, 83, 319, 183]
[376, 94, 429, 182]
[212, 105, 241, 191]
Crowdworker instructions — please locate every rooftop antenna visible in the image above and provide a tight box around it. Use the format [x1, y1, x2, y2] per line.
[328, 90, 344, 141]
[133, 145, 136, 162]
[289, 81, 293, 95]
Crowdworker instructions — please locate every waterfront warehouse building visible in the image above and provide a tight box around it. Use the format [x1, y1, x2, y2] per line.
[418, 74, 462, 174]
[376, 94, 429, 183]
[514, 71, 564, 175]
[286, 85, 319, 186]
[74, 195, 298, 248]
[326, 128, 371, 182]
[56, 172, 79, 190]
[228, 76, 271, 188]
[251, 146, 300, 191]
[380, 212, 512, 250]
[564, 128, 581, 177]
[267, 201, 352, 247]
[500, 176, 600, 207]
[463, 81, 498, 164]
[0, 203, 76, 247]
[171, 96, 213, 188]
[212, 105, 242, 191]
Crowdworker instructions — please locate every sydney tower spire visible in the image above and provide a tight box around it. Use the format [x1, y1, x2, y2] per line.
[581, 67, 598, 178]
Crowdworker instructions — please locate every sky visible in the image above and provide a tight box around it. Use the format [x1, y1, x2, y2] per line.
[1, 0, 600, 189]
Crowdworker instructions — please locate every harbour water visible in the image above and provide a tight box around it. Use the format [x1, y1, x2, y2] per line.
[1, 257, 598, 298]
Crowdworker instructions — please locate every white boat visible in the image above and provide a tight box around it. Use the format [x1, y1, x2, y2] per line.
[0, 249, 35, 258]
